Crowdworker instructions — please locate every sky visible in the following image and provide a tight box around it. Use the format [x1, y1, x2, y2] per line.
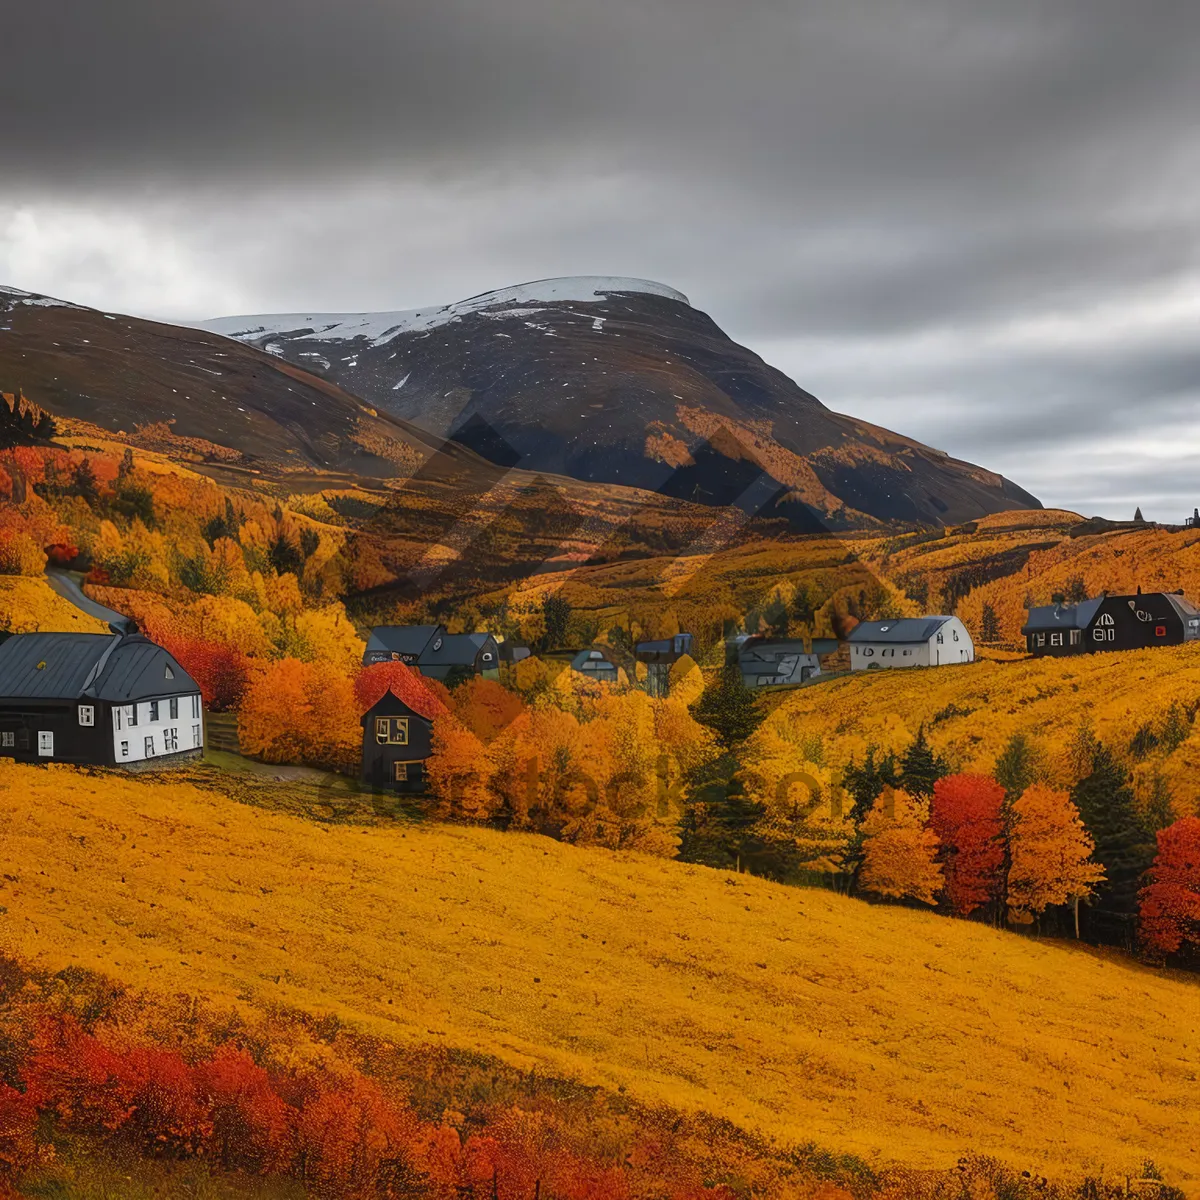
[3, 0, 1200, 520]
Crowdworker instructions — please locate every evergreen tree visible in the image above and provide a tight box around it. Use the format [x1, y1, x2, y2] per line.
[689, 664, 764, 749]
[791, 582, 816, 626]
[980, 602, 1001, 644]
[898, 725, 948, 799]
[72, 458, 100, 507]
[994, 733, 1039, 807]
[1071, 744, 1156, 946]
[842, 746, 900, 823]
[678, 754, 765, 872]
[117, 447, 135, 485]
[541, 593, 571, 650]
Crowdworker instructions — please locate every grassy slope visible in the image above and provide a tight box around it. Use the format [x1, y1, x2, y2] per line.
[0, 765, 1195, 1187]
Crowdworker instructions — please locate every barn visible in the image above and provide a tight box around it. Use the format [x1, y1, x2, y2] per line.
[0, 626, 203, 768]
[846, 616, 974, 670]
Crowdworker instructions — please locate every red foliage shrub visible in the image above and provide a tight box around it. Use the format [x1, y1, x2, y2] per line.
[0, 1085, 38, 1177]
[1139, 816, 1200, 958]
[194, 1047, 294, 1174]
[164, 638, 252, 711]
[44, 543, 80, 567]
[930, 774, 1006, 916]
[354, 661, 450, 720]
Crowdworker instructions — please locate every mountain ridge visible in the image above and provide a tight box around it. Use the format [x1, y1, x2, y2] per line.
[197, 275, 1041, 530]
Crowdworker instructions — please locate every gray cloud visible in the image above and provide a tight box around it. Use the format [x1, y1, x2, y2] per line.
[4, 0, 1200, 519]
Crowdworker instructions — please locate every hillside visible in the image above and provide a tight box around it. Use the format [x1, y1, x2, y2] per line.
[200, 277, 1041, 530]
[0, 284, 449, 479]
[0, 761, 1194, 1189]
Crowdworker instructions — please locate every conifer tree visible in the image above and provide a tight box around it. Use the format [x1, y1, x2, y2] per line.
[842, 746, 900, 823]
[1071, 744, 1156, 945]
[980, 602, 1001, 644]
[689, 664, 763, 749]
[994, 733, 1039, 807]
[898, 725, 948, 799]
[678, 754, 764, 872]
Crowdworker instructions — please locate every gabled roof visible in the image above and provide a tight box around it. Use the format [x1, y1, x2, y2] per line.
[419, 631, 495, 667]
[360, 689, 439, 725]
[1162, 593, 1200, 622]
[635, 633, 694, 663]
[366, 625, 441, 658]
[571, 649, 617, 672]
[846, 617, 954, 644]
[1021, 596, 1105, 633]
[0, 632, 197, 703]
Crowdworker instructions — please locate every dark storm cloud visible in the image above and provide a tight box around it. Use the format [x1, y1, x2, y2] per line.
[4, 0, 1200, 517]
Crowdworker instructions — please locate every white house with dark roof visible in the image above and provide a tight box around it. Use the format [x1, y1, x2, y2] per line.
[846, 616, 974, 670]
[0, 626, 203, 767]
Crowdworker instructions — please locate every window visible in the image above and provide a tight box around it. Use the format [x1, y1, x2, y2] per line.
[164, 728, 178, 753]
[903, 649, 913, 656]
[191, 695, 201, 719]
[862, 648, 874, 657]
[149, 701, 159, 722]
[170, 697, 179, 719]
[952, 630, 960, 642]
[1050, 632, 1063, 647]
[1, 732, 13, 748]
[120, 741, 129, 757]
[481, 652, 494, 663]
[936, 633, 944, 644]
[1070, 630, 1082, 646]
[165, 666, 174, 680]
[78, 704, 95, 727]
[1094, 627, 1114, 642]
[128, 705, 138, 727]
[37, 732, 53, 757]
[16, 730, 29, 752]
[1035, 634, 1046, 647]
[114, 707, 122, 731]
[393, 761, 409, 782]
[192, 724, 201, 746]
[144, 736, 155, 758]
[1155, 625, 1167, 637]
[376, 717, 409, 745]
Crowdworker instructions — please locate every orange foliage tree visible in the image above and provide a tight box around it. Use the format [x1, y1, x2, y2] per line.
[857, 789, 943, 905]
[1138, 816, 1200, 959]
[1006, 784, 1104, 927]
[929, 774, 1006, 917]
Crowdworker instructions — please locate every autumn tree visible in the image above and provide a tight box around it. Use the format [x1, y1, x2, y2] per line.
[1007, 784, 1104, 931]
[856, 788, 943, 905]
[979, 602, 1001, 643]
[1071, 744, 1156, 945]
[993, 733, 1040, 807]
[354, 661, 449, 720]
[929, 774, 1005, 917]
[1138, 817, 1200, 961]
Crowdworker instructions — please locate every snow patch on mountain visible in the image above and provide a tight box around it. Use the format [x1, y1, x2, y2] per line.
[0, 285, 83, 311]
[197, 277, 690, 348]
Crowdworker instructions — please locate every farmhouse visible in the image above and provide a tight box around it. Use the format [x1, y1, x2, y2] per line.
[360, 691, 434, 793]
[847, 616, 974, 670]
[635, 632, 695, 697]
[363, 624, 500, 683]
[1023, 591, 1200, 656]
[0, 625, 203, 768]
[570, 648, 620, 683]
[731, 634, 840, 688]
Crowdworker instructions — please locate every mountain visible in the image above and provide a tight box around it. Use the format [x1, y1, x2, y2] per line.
[201, 276, 1041, 529]
[0, 284, 443, 479]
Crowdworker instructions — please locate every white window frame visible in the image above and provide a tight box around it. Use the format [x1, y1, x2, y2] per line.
[120, 741, 130, 758]
[169, 697, 179, 720]
[191, 695, 201, 719]
[78, 704, 95, 727]
[144, 736, 155, 758]
[1, 732, 14, 748]
[37, 731, 54, 758]
[164, 728, 179, 753]
[192, 723, 202, 746]
[149, 700, 160, 723]
[1035, 633, 1046, 647]
[1050, 632, 1063, 647]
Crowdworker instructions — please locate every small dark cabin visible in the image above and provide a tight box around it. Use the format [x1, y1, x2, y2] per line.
[0, 626, 203, 768]
[360, 691, 435, 793]
[1023, 591, 1200, 656]
[635, 632, 695, 697]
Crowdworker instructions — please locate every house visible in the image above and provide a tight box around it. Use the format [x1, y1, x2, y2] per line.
[360, 691, 434, 793]
[570, 648, 620, 683]
[846, 616, 974, 670]
[362, 624, 501, 683]
[1023, 591, 1200, 656]
[0, 625, 203, 768]
[635, 632, 695, 697]
[731, 634, 840, 689]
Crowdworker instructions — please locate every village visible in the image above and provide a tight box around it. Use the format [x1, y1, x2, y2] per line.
[2, 581, 1197, 792]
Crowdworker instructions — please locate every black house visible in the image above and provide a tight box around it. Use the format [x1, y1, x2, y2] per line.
[0, 627, 204, 768]
[635, 632, 696, 697]
[362, 624, 500, 683]
[1023, 591, 1200, 656]
[360, 691, 435, 793]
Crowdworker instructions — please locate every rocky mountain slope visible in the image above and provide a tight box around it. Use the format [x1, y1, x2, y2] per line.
[0, 284, 442, 479]
[202, 276, 1041, 529]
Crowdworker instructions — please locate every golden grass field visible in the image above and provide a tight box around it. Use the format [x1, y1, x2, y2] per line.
[0, 762, 1196, 1189]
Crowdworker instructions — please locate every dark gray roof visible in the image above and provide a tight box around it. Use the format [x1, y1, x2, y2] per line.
[571, 649, 617, 673]
[366, 625, 441, 657]
[1021, 596, 1104, 633]
[635, 633, 695, 663]
[1163, 593, 1200, 622]
[847, 617, 954, 644]
[0, 633, 197, 703]
[419, 631, 494, 667]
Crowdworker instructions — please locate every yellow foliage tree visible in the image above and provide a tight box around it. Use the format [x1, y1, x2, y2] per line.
[858, 789, 943, 905]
